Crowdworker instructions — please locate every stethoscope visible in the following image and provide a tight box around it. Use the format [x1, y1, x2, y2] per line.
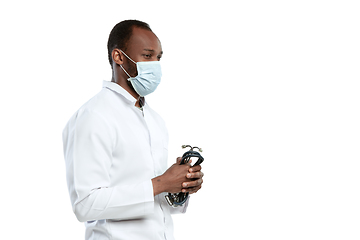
[165, 145, 204, 207]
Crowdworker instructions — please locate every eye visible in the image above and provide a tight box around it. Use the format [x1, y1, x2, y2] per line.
[143, 54, 152, 59]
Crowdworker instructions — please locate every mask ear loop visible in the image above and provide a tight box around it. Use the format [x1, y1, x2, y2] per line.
[120, 65, 132, 78]
[119, 49, 137, 64]
[119, 49, 137, 79]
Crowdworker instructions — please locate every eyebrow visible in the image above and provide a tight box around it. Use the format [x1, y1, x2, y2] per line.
[143, 49, 163, 55]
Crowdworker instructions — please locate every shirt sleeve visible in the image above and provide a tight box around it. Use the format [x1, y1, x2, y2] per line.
[62, 109, 154, 222]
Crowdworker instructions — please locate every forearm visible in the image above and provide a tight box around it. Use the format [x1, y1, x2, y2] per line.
[73, 180, 154, 222]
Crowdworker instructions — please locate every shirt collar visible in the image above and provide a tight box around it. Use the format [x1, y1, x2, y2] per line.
[103, 81, 146, 107]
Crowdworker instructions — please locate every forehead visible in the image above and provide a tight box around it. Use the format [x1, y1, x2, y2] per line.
[127, 27, 162, 52]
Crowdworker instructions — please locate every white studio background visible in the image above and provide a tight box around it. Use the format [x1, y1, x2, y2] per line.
[0, 1, 359, 239]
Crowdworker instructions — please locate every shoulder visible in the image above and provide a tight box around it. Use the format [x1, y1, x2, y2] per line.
[79, 88, 115, 112]
[63, 89, 116, 134]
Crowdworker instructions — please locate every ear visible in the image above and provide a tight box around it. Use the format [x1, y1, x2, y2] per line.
[111, 49, 124, 66]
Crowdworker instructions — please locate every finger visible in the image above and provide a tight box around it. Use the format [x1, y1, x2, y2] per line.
[189, 165, 202, 173]
[182, 178, 203, 188]
[185, 159, 192, 165]
[182, 185, 201, 194]
[189, 185, 201, 194]
[186, 171, 204, 179]
[176, 157, 192, 165]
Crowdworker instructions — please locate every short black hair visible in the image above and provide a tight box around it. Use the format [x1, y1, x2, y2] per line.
[107, 20, 152, 67]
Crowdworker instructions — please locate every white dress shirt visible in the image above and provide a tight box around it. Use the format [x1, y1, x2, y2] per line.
[62, 81, 188, 240]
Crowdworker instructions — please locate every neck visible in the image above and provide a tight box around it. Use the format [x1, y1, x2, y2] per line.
[111, 67, 141, 107]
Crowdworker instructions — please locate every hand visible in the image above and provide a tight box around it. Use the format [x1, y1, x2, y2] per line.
[181, 163, 204, 195]
[152, 158, 190, 196]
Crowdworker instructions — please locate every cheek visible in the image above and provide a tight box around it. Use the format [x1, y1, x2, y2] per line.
[127, 63, 138, 76]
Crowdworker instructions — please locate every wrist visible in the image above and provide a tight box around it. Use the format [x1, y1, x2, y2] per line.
[152, 175, 166, 196]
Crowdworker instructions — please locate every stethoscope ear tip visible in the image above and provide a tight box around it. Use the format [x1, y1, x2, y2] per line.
[182, 145, 203, 152]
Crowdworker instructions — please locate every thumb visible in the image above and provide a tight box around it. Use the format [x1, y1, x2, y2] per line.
[176, 157, 182, 164]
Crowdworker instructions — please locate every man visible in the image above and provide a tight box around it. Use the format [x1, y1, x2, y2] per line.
[62, 20, 204, 240]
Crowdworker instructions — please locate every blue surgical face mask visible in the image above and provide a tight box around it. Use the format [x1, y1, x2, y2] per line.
[119, 50, 162, 97]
